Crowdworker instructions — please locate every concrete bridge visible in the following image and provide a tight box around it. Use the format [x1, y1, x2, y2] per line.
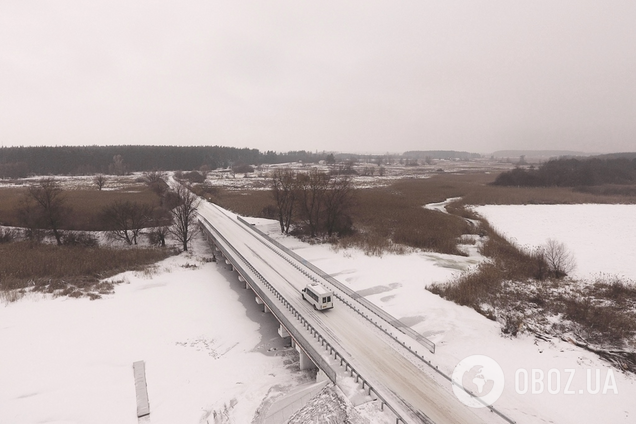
[197, 202, 501, 424]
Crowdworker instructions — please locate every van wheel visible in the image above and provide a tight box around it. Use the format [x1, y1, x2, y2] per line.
[313, 304, 317, 310]
[302, 294, 305, 300]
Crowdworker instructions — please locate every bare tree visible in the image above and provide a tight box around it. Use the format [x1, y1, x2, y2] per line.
[25, 178, 70, 245]
[168, 185, 200, 251]
[541, 239, 576, 279]
[93, 174, 107, 190]
[271, 168, 297, 234]
[147, 225, 170, 247]
[323, 175, 354, 237]
[296, 169, 329, 238]
[147, 207, 172, 247]
[271, 168, 356, 239]
[108, 154, 126, 175]
[102, 201, 153, 245]
[143, 170, 168, 198]
[143, 170, 166, 184]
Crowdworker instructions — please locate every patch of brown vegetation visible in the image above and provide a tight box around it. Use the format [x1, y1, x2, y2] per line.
[0, 185, 160, 230]
[0, 242, 177, 299]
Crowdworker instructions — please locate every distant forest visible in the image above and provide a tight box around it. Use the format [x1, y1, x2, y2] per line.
[494, 157, 636, 187]
[402, 150, 481, 160]
[0, 146, 328, 177]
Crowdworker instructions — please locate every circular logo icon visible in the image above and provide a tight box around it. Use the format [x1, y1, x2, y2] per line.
[452, 355, 505, 408]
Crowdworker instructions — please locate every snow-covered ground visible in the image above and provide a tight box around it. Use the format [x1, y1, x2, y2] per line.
[199, 158, 515, 191]
[0, 173, 147, 191]
[474, 204, 636, 281]
[2, 203, 636, 424]
[246, 209, 636, 424]
[0, 239, 310, 424]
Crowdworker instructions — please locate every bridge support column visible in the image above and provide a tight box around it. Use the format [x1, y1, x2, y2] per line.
[296, 345, 315, 371]
[316, 369, 329, 383]
[277, 325, 290, 338]
[255, 297, 270, 313]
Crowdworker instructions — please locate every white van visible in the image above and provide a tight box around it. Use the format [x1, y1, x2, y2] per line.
[302, 283, 334, 310]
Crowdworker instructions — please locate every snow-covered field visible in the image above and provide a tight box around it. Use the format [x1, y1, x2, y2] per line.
[2, 203, 635, 424]
[474, 204, 636, 281]
[0, 239, 309, 424]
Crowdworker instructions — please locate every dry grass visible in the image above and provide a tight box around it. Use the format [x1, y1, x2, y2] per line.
[0, 187, 24, 226]
[430, 227, 636, 364]
[0, 242, 177, 299]
[191, 184, 275, 218]
[348, 181, 474, 255]
[428, 219, 545, 310]
[193, 172, 636, 256]
[0, 185, 160, 230]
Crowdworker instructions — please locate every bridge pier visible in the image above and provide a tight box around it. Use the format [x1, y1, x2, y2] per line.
[277, 325, 290, 338]
[296, 345, 315, 371]
[254, 296, 271, 313]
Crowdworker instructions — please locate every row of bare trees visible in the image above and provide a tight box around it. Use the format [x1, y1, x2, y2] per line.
[17, 178, 200, 251]
[100, 184, 200, 251]
[272, 169, 354, 238]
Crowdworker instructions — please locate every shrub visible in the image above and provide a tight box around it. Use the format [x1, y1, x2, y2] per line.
[260, 204, 278, 219]
[563, 298, 636, 345]
[540, 239, 576, 278]
[182, 171, 205, 183]
[0, 228, 17, 243]
[232, 163, 254, 174]
[61, 231, 99, 247]
[146, 226, 170, 247]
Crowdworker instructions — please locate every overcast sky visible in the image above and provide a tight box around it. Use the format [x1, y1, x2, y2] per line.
[1, 1, 635, 154]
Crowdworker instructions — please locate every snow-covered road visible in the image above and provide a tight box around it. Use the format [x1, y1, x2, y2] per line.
[198, 202, 493, 424]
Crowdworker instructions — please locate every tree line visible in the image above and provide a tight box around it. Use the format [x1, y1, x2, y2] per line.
[0, 146, 331, 176]
[271, 169, 355, 238]
[493, 158, 636, 187]
[12, 174, 200, 251]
